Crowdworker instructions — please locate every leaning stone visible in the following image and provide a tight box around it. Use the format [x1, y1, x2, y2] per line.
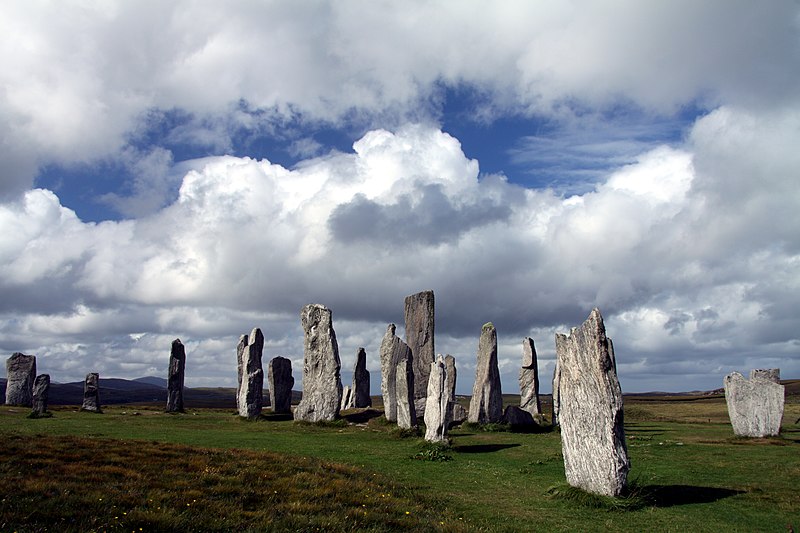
[267, 356, 294, 414]
[353, 347, 372, 408]
[31, 374, 50, 416]
[468, 323, 503, 424]
[404, 290, 435, 417]
[235, 334, 248, 412]
[294, 304, 343, 422]
[238, 328, 264, 419]
[724, 370, 784, 437]
[555, 308, 629, 497]
[166, 338, 186, 413]
[379, 324, 412, 422]
[82, 373, 102, 413]
[395, 342, 417, 429]
[519, 337, 541, 415]
[340, 385, 353, 411]
[5, 353, 36, 407]
[424, 355, 451, 442]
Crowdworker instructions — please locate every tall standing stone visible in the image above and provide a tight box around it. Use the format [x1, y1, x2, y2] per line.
[235, 334, 248, 412]
[379, 324, 412, 422]
[32, 374, 50, 416]
[724, 369, 784, 437]
[267, 356, 294, 414]
[5, 353, 36, 407]
[238, 328, 264, 419]
[81, 373, 102, 412]
[468, 323, 503, 424]
[353, 347, 372, 408]
[551, 359, 561, 427]
[443, 354, 465, 425]
[404, 290, 435, 416]
[424, 355, 451, 442]
[555, 308, 629, 497]
[395, 343, 417, 429]
[294, 304, 343, 422]
[166, 338, 186, 413]
[519, 337, 541, 415]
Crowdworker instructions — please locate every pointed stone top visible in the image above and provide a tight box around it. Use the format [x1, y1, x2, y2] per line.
[172, 338, 183, 346]
[482, 322, 495, 332]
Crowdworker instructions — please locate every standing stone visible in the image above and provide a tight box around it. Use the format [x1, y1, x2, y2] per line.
[166, 338, 186, 413]
[404, 290, 435, 416]
[395, 343, 417, 429]
[424, 355, 450, 442]
[519, 337, 541, 415]
[235, 334, 248, 412]
[468, 323, 503, 424]
[551, 359, 561, 427]
[5, 353, 36, 407]
[340, 385, 353, 411]
[503, 405, 535, 427]
[555, 308, 629, 497]
[444, 355, 463, 425]
[31, 374, 50, 416]
[724, 369, 784, 437]
[379, 324, 412, 422]
[81, 373, 102, 412]
[267, 356, 294, 414]
[353, 347, 372, 408]
[294, 304, 343, 422]
[238, 328, 264, 419]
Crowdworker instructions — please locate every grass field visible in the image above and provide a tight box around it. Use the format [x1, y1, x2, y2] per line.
[1, 395, 799, 532]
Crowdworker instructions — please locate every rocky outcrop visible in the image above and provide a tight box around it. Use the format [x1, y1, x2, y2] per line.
[238, 328, 264, 419]
[555, 308, 629, 497]
[294, 304, 343, 422]
[468, 323, 503, 424]
[404, 290, 435, 416]
[166, 338, 186, 413]
[380, 324, 412, 422]
[267, 356, 294, 414]
[81, 373, 102, 412]
[353, 347, 371, 408]
[395, 342, 417, 429]
[5, 353, 36, 407]
[32, 374, 50, 416]
[519, 337, 541, 415]
[724, 369, 784, 437]
[424, 355, 450, 442]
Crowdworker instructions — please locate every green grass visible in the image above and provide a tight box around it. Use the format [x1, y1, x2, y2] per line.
[1, 401, 799, 532]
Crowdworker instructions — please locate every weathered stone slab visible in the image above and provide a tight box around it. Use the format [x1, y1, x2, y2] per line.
[468, 323, 503, 424]
[237, 328, 264, 419]
[519, 337, 541, 415]
[451, 403, 468, 426]
[353, 347, 372, 408]
[555, 308, 629, 497]
[82, 373, 102, 412]
[395, 343, 417, 429]
[444, 354, 457, 426]
[503, 405, 535, 427]
[404, 290, 435, 416]
[379, 324, 412, 422]
[166, 338, 186, 413]
[235, 334, 248, 413]
[267, 356, 294, 414]
[32, 374, 50, 416]
[340, 385, 353, 411]
[551, 359, 561, 427]
[5, 353, 36, 407]
[424, 355, 450, 442]
[294, 304, 343, 422]
[724, 369, 784, 437]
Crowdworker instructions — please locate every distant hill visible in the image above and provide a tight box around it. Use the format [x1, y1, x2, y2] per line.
[132, 376, 169, 388]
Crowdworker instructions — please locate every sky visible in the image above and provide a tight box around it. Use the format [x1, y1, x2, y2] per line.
[1, 1, 799, 395]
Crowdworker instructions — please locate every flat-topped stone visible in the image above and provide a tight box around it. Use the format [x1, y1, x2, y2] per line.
[82, 373, 102, 413]
[724, 369, 784, 437]
[5, 353, 36, 407]
[468, 323, 503, 424]
[405, 290, 435, 416]
[268, 356, 294, 414]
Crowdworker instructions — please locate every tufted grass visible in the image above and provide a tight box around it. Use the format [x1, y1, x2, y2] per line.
[1, 397, 799, 532]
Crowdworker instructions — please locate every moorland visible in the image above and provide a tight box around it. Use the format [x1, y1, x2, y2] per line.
[1, 382, 798, 532]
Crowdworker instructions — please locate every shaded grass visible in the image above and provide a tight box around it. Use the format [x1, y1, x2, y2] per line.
[0, 433, 467, 532]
